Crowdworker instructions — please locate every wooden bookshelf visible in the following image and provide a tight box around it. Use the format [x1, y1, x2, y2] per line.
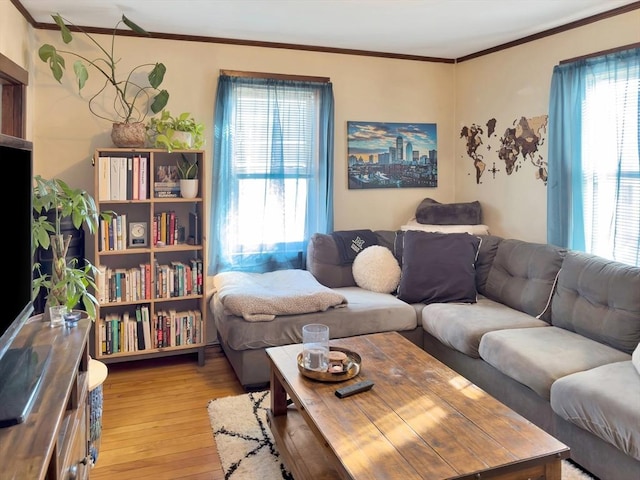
[92, 148, 206, 365]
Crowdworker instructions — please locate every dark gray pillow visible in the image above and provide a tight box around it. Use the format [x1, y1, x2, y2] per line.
[397, 231, 481, 304]
[415, 197, 482, 225]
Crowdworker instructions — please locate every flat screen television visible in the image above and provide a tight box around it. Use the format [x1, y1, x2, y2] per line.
[0, 133, 51, 428]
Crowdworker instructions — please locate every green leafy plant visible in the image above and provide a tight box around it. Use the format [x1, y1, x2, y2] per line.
[32, 176, 111, 321]
[176, 153, 199, 179]
[38, 13, 169, 124]
[147, 110, 204, 152]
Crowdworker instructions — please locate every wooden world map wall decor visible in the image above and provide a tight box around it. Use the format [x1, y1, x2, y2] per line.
[460, 115, 548, 185]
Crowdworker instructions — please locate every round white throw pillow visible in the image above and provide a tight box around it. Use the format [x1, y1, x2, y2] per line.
[352, 245, 401, 293]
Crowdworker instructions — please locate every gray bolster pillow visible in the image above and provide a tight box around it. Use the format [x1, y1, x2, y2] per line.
[415, 198, 482, 225]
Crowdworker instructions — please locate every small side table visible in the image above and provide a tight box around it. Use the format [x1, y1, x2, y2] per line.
[88, 358, 108, 467]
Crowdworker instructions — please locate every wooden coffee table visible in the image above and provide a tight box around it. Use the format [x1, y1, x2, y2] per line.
[266, 331, 569, 480]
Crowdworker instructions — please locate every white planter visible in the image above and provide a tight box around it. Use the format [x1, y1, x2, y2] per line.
[172, 131, 193, 148]
[180, 179, 198, 198]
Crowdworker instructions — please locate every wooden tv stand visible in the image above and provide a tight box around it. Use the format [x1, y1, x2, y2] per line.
[0, 316, 91, 480]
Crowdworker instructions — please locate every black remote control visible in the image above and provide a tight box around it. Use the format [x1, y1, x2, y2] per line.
[335, 379, 374, 398]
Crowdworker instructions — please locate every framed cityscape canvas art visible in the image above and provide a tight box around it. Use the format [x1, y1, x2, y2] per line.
[347, 121, 438, 189]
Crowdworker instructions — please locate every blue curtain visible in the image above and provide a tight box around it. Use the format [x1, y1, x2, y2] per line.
[547, 47, 640, 264]
[209, 75, 334, 274]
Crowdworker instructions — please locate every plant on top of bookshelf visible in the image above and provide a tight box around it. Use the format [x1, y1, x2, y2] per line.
[177, 153, 199, 179]
[32, 176, 111, 321]
[37, 13, 169, 147]
[147, 110, 205, 152]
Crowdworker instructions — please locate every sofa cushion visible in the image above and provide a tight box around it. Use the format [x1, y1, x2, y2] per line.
[414, 197, 482, 225]
[212, 286, 417, 351]
[352, 246, 401, 294]
[484, 239, 566, 321]
[550, 361, 640, 461]
[397, 231, 481, 304]
[634, 342, 640, 375]
[421, 296, 549, 358]
[479, 326, 631, 399]
[551, 251, 640, 354]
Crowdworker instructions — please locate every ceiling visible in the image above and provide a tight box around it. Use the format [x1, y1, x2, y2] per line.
[19, 0, 640, 60]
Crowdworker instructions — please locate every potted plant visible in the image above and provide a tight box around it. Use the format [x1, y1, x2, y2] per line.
[147, 110, 205, 152]
[32, 176, 109, 323]
[176, 153, 199, 198]
[38, 13, 170, 148]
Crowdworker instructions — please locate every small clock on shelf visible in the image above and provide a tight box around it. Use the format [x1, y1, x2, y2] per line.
[128, 221, 148, 247]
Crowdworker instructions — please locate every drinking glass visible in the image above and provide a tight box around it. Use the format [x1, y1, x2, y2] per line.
[302, 323, 329, 372]
[49, 305, 67, 328]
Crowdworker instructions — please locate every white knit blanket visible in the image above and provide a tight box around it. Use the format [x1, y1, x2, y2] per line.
[213, 269, 348, 322]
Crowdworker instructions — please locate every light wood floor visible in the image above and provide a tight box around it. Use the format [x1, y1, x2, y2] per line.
[90, 345, 246, 480]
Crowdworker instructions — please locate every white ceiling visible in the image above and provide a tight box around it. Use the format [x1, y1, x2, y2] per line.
[20, 0, 639, 59]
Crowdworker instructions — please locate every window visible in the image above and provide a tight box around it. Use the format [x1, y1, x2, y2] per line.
[548, 47, 640, 266]
[209, 73, 334, 274]
[582, 68, 639, 265]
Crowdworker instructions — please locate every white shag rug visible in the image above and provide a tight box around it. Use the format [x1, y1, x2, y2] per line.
[208, 391, 595, 480]
[208, 391, 293, 479]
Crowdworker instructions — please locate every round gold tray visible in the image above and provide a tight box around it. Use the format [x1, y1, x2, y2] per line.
[297, 346, 361, 382]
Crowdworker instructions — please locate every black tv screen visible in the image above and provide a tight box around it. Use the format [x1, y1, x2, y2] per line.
[0, 134, 33, 355]
[0, 133, 49, 428]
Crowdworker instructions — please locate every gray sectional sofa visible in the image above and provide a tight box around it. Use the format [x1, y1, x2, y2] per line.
[210, 229, 640, 480]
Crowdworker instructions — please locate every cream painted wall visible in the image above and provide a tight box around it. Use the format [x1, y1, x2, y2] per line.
[454, 10, 640, 243]
[32, 30, 455, 233]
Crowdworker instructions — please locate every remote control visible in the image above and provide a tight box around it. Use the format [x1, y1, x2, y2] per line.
[335, 379, 374, 398]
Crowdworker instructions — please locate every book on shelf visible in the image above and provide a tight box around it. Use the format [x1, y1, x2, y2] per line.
[132, 156, 140, 200]
[135, 307, 145, 350]
[126, 157, 133, 200]
[109, 157, 120, 200]
[139, 155, 148, 199]
[153, 181, 180, 190]
[96, 265, 107, 304]
[98, 156, 111, 201]
[141, 305, 152, 349]
[154, 191, 180, 198]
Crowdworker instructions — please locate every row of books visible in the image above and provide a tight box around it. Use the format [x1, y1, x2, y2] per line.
[99, 213, 129, 251]
[95, 258, 203, 304]
[154, 211, 180, 245]
[98, 211, 183, 252]
[98, 155, 149, 201]
[97, 306, 203, 355]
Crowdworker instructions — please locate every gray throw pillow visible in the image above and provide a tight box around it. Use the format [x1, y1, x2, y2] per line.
[397, 230, 481, 304]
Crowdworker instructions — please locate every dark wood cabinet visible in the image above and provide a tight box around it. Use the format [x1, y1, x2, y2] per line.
[0, 316, 91, 480]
